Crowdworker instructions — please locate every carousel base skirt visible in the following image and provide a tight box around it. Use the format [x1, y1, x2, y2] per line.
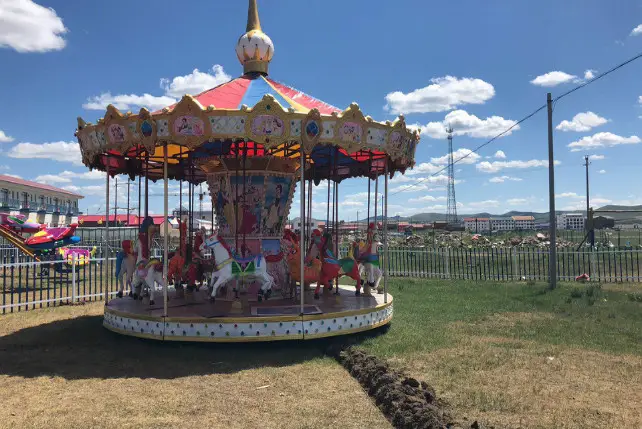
[103, 285, 393, 342]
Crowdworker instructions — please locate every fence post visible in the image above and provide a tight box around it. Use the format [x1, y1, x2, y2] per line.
[445, 248, 451, 279]
[71, 253, 77, 303]
[512, 247, 518, 280]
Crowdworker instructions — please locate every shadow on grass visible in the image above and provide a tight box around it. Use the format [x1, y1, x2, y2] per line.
[0, 314, 389, 380]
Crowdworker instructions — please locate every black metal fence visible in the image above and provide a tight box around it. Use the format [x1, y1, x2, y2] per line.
[376, 247, 642, 282]
[1, 248, 116, 314]
[2, 244, 641, 315]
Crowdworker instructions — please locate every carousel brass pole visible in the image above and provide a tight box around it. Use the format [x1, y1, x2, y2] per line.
[300, 148, 306, 315]
[163, 144, 169, 317]
[383, 158, 389, 303]
[105, 160, 110, 303]
[374, 174, 379, 222]
[144, 155, 149, 218]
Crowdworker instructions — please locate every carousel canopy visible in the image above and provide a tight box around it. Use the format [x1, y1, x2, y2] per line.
[74, 0, 419, 184]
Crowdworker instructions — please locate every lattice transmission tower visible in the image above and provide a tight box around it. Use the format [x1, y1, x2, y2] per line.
[445, 126, 458, 224]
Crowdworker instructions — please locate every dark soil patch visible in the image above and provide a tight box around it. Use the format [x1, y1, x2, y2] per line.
[327, 346, 488, 429]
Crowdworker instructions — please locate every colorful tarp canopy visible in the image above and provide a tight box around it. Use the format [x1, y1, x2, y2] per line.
[164, 73, 340, 115]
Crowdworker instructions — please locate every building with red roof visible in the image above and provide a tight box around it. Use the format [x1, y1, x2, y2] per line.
[0, 174, 84, 227]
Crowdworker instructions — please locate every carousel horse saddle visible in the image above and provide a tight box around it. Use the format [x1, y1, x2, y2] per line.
[359, 253, 380, 265]
[228, 254, 261, 276]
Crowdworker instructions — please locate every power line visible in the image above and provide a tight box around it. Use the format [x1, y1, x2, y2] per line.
[389, 49, 642, 198]
[553, 51, 642, 104]
[390, 103, 546, 196]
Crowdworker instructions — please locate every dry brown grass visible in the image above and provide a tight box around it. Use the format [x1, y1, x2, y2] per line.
[0, 303, 391, 429]
[399, 312, 642, 429]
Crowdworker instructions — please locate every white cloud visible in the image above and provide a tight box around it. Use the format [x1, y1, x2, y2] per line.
[567, 132, 641, 152]
[530, 71, 577, 87]
[417, 110, 519, 140]
[34, 174, 70, 184]
[507, 198, 527, 205]
[430, 148, 481, 165]
[8, 141, 82, 165]
[408, 195, 446, 204]
[598, 169, 606, 174]
[584, 69, 596, 80]
[390, 175, 458, 193]
[556, 192, 584, 199]
[591, 197, 612, 205]
[160, 65, 231, 98]
[476, 159, 560, 173]
[390, 174, 417, 183]
[588, 154, 605, 160]
[0, 130, 14, 143]
[341, 201, 364, 207]
[342, 191, 371, 203]
[556, 111, 609, 132]
[60, 170, 106, 180]
[488, 175, 522, 183]
[494, 150, 506, 159]
[83, 64, 230, 111]
[0, 0, 67, 53]
[4, 174, 22, 179]
[466, 200, 500, 209]
[630, 24, 642, 36]
[384, 76, 495, 114]
[82, 93, 177, 112]
[33, 170, 106, 186]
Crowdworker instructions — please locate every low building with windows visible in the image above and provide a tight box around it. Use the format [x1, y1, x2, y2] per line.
[512, 215, 535, 230]
[0, 175, 83, 226]
[490, 217, 515, 231]
[556, 213, 586, 230]
[463, 217, 490, 232]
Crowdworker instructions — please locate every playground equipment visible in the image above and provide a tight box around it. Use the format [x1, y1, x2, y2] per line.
[0, 214, 92, 270]
[75, 0, 417, 342]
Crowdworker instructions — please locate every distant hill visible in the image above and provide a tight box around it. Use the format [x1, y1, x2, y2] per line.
[378, 205, 642, 225]
[290, 205, 642, 226]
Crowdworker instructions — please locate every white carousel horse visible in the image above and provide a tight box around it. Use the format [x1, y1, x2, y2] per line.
[115, 244, 136, 298]
[353, 237, 383, 295]
[135, 259, 166, 306]
[200, 233, 274, 302]
[129, 235, 147, 299]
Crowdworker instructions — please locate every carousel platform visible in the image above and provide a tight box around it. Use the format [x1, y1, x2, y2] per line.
[103, 285, 393, 342]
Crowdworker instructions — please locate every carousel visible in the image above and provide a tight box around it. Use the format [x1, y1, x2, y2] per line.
[74, 0, 418, 342]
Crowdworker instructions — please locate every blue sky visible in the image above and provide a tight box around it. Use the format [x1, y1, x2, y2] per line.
[0, 0, 641, 221]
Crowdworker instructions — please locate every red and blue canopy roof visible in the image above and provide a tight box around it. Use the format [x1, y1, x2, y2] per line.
[74, 0, 418, 183]
[185, 73, 340, 115]
[76, 71, 419, 183]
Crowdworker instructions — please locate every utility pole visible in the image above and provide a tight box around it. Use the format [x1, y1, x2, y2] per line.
[583, 155, 593, 247]
[547, 93, 557, 289]
[126, 179, 130, 226]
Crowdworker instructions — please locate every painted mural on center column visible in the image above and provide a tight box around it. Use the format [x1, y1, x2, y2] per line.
[262, 175, 292, 236]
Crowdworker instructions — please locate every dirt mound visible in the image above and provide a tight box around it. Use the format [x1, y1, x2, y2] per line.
[328, 347, 487, 429]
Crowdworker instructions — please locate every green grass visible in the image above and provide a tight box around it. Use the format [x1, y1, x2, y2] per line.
[358, 279, 642, 428]
[361, 279, 642, 357]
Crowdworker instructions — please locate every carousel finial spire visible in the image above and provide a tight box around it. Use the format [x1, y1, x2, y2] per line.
[246, 0, 261, 32]
[236, 0, 274, 75]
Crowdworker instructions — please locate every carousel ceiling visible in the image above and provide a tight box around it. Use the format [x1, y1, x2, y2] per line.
[74, 0, 419, 184]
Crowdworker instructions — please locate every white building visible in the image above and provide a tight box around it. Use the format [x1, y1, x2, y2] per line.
[512, 215, 535, 230]
[292, 217, 323, 232]
[463, 217, 490, 232]
[0, 175, 83, 227]
[490, 217, 515, 231]
[557, 213, 585, 230]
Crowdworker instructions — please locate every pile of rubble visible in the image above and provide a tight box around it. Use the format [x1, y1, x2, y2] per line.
[329, 346, 487, 429]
